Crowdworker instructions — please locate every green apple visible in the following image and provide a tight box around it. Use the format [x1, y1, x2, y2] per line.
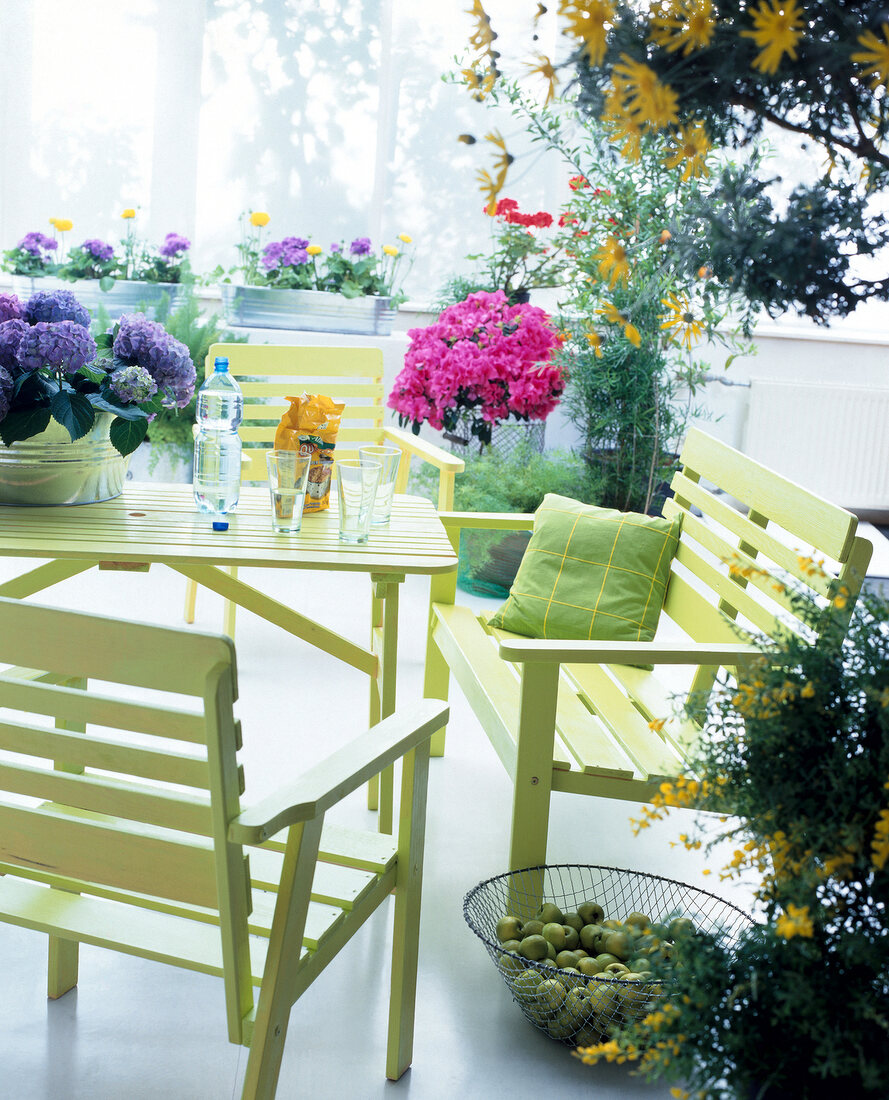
[496, 915, 524, 942]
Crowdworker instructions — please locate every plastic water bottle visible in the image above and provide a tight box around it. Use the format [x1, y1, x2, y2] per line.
[193, 356, 243, 530]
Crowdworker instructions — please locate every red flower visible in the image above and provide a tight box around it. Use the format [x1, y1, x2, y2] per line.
[558, 213, 579, 227]
[569, 175, 589, 190]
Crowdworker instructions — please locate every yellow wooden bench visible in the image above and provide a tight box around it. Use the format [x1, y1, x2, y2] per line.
[423, 428, 873, 871]
[184, 342, 464, 636]
[0, 596, 447, 1098]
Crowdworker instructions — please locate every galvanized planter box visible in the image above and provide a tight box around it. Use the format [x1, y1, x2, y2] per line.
[0, 412, 132, 506]
[10, 276, 186, 319]
[219, 284, 395, 335]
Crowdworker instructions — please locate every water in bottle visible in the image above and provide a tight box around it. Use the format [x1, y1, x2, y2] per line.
[193, 356, 243, 528]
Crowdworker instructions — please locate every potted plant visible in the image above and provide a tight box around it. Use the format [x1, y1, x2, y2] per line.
[578, 570, 889, 1098]
[215, 210, 413, 334]
[388, 288, 565, 452]
[438, 195, 571, 307]
[2, 228, 68, 297]
[0, 288, 195, 504]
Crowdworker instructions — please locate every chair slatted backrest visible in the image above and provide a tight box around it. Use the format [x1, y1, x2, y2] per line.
[208, 342, 391, 483]
[0, 598, 253, 1037]
[660, 427, 873, 702]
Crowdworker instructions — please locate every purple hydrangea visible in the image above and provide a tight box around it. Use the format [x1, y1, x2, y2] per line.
[350, 237, 372, 256]
[109, 362, 158, 404]
[0, 293, 24, 323]
[17, 321, 97, 376]
[159, 232, 191, 258]
[17, 231, 58, 256]
[81, 238, 115, 261]
[112, 313, 195, 408]
[25, 289, 91, 329]
[0, 319, 28, 371]
[330, 242, 342, 253]
[0, 363, 12, 422]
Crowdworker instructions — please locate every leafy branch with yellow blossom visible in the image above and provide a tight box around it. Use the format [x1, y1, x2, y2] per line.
[464, 1, 889, 323]
[600, 572, 889, 1097]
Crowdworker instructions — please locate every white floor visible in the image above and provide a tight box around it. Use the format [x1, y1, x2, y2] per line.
[4, 519, 869, 1100]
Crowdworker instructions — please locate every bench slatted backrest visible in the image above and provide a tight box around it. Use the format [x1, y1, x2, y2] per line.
[662, 427, 873, 701]
[0, 598, 253, 1035]
[208, 342, 389, 483]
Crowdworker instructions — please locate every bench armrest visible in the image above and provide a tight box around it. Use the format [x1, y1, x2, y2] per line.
[383, 427, 464, 510]
[228, 699, 448, 844]
[439, 511, 535, 532]
[496, 638, 763, 665]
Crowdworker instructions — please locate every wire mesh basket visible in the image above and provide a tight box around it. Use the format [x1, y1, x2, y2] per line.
[464, 864, 753, 1046]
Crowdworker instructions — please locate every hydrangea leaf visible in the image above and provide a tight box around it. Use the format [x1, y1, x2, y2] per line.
[98, 276, 116, 292]
[0, 405, 52, 446]
[88, 393, 149, 422]
[50, 390, 95, 442]
[94, 333, 114, 350]
[109, 416, 149, 457]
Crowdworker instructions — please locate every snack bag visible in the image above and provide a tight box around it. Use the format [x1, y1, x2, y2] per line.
[275, 393, 345, 512]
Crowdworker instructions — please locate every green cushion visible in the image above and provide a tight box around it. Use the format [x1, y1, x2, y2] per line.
[488, 495, 681, 641]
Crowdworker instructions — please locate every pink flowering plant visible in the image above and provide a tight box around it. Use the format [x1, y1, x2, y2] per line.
[388, 290, 564, 445]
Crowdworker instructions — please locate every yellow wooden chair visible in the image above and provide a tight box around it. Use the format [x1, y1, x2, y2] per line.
[0, 596, 447, 1098]
[184, 342, 464, 635]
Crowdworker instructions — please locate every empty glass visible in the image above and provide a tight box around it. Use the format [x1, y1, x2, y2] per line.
[336, 459, 381, 543]
[265, 450, 311, 534]
[358, 445, 401, 525]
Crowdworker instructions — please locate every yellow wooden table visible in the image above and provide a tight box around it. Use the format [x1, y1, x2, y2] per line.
[0, 483, 458, 832]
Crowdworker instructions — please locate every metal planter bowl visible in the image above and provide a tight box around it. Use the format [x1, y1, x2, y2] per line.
[10, 276, 185, 319]
[0, 412, 132, 506]
[220, 284, 395, 335]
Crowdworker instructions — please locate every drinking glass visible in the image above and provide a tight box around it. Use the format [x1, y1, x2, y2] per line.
[336, 459, 381, 543]
[358, 445, 401, 525]
[265, 450, 311, 534]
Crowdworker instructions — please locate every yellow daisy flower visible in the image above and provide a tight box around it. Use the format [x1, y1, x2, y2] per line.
[740, 0, 804, 75]
[660, 294, 705, 349]
[120, 208, 136, 219]
[649, 0, 716, 56]
[383, 244, 399, 256]
[852, 23, 889, 88]
[595, 236, 630, 288]
[596, 300, 626, 325]
[250, 211, 270, 227]
[397, 233, 412, 243]
[306, 244, 322, 256]
[663, 120, 711, 181]
[561, 0, 616, 66]
[585, 331, 604, 357]
[54, 218, 73, 232]
[48, 217, 59, 227]
[526, 53, 559, 104]
[624, 322, 642, 347]
[611, 54, 679, 131]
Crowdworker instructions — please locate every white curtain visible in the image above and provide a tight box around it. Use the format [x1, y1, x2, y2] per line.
[0, 0, 561, 302]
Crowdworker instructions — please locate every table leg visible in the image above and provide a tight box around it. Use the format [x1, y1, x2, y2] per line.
[368, 575, 401, 833]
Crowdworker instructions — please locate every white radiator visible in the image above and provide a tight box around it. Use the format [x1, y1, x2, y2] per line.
[743, 379, 889, 513]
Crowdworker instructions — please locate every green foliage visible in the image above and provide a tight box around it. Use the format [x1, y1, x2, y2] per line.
[594, 582, 889, 1097]
[142, 292, 247, 470]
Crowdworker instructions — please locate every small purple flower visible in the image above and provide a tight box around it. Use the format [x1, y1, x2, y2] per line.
[0, 293, 24, 323]
[0, 363, 12, 421]
[25, 289, 91, 329]
[159, 232, 190, 258]
[17, 231, 58, 256]
[281, 236, 310, 251]
[350, 237, 372, 256]
[330, 242, 342, 253]
[0, 319, 28, 371]
[261, 240, 285, 271]
[17, 321, 97, 375]
[81, 238, 115, 261]
[110, 362, 158, 404]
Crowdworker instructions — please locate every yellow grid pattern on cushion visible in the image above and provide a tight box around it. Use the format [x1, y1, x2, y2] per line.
[488, 495, 682, 641]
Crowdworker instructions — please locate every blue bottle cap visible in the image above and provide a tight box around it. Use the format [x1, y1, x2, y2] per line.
[212, 520, 229, 531]
[214, 356, 230, 371]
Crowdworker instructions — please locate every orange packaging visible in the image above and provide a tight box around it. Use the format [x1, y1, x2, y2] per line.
[274, 393, 345, 512]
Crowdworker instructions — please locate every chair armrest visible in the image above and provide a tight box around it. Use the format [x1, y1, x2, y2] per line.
[383, 427, 465, 473]
[496, 638, 763, 665]
[228, 699, 448, 844]
[439, 511, 535, 533]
